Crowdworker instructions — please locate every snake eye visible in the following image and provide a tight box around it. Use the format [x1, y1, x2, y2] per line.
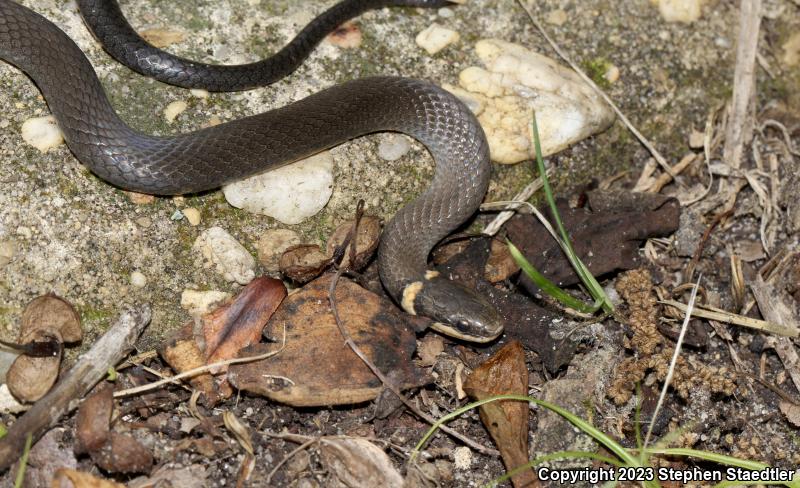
[455, 319, 472, 332]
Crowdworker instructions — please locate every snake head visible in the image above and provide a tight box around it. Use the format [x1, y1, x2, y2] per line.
[402, 273, 504, 343]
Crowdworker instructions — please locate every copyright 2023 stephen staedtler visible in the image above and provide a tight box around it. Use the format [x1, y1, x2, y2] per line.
[536, 465, 797, 484]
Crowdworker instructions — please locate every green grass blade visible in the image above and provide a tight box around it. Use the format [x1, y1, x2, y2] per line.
[508, 241, 601, 313]
[14, 433, 32, 488]
[485, 450, 624, 488]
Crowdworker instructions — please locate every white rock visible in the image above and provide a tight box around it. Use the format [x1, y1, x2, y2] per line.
[130, 271, 147, 288]
[453, 446, 473, 470]
[190, 89, 209, 99]
[378, 134, 412, 161]
[193, 226, 256, 285]
[180, 289, 231, 316]
[415, 23, 460, 55]
[652, 0, 704, 23]
[445, 39, 615, 164]
[21, 116, 64, 153]
[0, 384, 27, 415]
[183, 207, 201, 226]
[223, 151, 334, 225]
[164, 100, 188, 122]
[0, 240, 16, 268]
[256, 228, 302, 273]
[545, 9, 568, 26]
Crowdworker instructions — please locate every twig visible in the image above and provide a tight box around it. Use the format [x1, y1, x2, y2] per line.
[514, 0, 675, 177]
[0, 306, 151, 471]
[644, 280, 700, 449]
[328, 202, 499, 457]
[482, 171, 548, 236]
[113, 326, 289, 398]
[685, 208, 734, 282]
[265, 437, 318, 485]
[722, 0, 762, 169]
[660, 300, 797, 338]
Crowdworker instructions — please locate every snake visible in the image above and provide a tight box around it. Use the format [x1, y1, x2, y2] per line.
[0, 0, 504, 342]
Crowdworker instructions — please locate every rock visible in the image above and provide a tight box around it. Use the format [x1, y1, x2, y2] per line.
[0, 239, 16, 268]
[164, 100, 188, 123]
[125, 191, 156, 205]
[377, 134, 411, 161]
[545, 9, 568, 26]
[688, 129, 705, 149]
[223, 152, 334, 225]
[415, 23, 460, 55]
[21, 116, 63, 153]
[326, 21, 362, 49]
[604, 64, 620, 84]
[140, 28, 186, 47]
[180, 289, 232, 317]
[256, 229, 302, 273]
[652, 0, 704, 23]
[183, 207, 201, 226]
[130, 271, 147, 288]
[190, 89, 209, 99]
[445, 39, 615, 164]
[192, 227, 256, 285]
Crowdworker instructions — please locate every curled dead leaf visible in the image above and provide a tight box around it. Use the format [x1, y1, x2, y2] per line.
[326, 216, 382, 270]
[320, 438, 403, 487]
[7, 294, 81, 402]
[279, 244, 331, 283]
[222, 410, 254, 455]
[779, 400, 800, 427]
[463, 341, 538, 488]
[53, 469, 125, 488]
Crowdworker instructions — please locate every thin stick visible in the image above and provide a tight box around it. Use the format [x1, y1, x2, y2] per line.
[644, 280, 700, 450]
[0, 306, 151, 471]
[722, 0, 762, 169]
[482, 171, 548, 236]
[328, 204, 499, 457]
[514, 0, 675, 177]
[113, 326, 289, 398]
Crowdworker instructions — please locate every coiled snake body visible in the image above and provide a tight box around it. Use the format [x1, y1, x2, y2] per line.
[0, 0, 504, 342]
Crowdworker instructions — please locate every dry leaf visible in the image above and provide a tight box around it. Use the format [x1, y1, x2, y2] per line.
[7, 294, 81, 402]
[417, 336, 444, 367]
[222, 411, 254, 455]
[779, 401, 800, 427]
[462, 341, 538, 488]
[279, 244, 331, 283]
[53, 469, 125, 488]
[320, 438, 403, 488]
[228, 274, 427, 406]
[325, 216, 382, 270]
[160, 276, 286, 404]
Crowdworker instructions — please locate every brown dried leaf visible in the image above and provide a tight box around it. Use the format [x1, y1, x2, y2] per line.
[779, 401, 800, 427]
[462, 341, 538, 488]
[222, 410, 254, 455]
[228, 274, 427, 406]
[417, 336, 444, 367]
[325, 216, 382, 270]
[74, 385, 113, 455]
[127, 465, 207, 488]
[279, 244, 331, 283]
[160, 277, 286, 404]
[53, 469, 125, 488]
[319, 437, 403, 487]
[485, 238, 520, 283]
[21, 294, 81, 343]
[6, 329, 61, 403]
[90, 433, 153, 474]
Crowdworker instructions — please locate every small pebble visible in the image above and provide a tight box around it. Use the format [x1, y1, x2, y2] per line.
[126, 191, 156, 205]
[604, 64, 620, 83]
[193, 227, 256, 285]
[415, 23, 460, 55]
[654, 0, 704, 23]
[130, 271, 147, 288]
[326, 21, 362, 48]
[140, 28, 185, 47]
[183, 207, 201, 226]
[378, 134, 411, 161]
[453, 446, 472, 470]
[180, 289, 231, 316]
[545, 9, 568, 26]
[21, 116, 64, 153]
[256, 228, 302, 273]
[135, 217, 152, 228]
[688, 129, 705, 149]
[0, 240, 16, 268]
[437, 7, 454, 18]
[190, 89, 209, 99]
[170, 209, 184, 221]
[164, 100, 188, 123]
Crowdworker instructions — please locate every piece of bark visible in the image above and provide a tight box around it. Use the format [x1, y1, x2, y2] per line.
[506, 191, 679, 295]
[0, 306, 151, 472]
[319, 438, 403, 487]
[462, 341, 538, 488]
[228, 274, 428, 406]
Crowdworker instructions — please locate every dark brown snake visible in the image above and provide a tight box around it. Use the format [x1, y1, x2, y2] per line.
[0, 0, 504, 342]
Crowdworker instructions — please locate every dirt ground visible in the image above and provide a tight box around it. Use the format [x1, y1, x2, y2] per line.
[1, 0, 799, 486]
